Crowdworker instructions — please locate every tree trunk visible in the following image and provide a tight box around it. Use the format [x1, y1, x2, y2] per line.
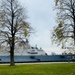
[74, 16, 75, 53]
[10, 48, 15, 66]
[10, 37, 15, 66]
[10, 0, 15, 66]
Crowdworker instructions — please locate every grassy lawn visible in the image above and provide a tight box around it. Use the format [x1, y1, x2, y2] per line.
[0, 63, 75, 75]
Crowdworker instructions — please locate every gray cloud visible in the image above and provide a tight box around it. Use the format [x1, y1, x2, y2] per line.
[18, 0, 61, 55]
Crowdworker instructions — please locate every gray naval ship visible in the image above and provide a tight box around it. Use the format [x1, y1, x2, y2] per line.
[0, 39, 75, 63]
[0, 39, 46, 56]
[0, 39, 48, 63]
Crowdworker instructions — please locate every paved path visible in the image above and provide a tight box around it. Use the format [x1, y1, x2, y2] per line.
[0, 62, 75, 65]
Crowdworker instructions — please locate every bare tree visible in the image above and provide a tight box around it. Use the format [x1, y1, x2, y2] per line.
[52, 0, 75, 49]
[0, 0, 32, 66]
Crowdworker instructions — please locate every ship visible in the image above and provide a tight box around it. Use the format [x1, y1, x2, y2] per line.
[0, 39, 75, 63]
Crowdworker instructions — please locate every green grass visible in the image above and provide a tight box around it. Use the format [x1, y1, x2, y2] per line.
[0, 63, 75, 75]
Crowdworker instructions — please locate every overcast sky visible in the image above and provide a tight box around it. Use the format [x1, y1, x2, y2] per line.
[18, 0, 63, 55]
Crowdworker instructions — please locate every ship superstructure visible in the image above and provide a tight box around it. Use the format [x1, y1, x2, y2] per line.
[0, 39, 46, 56]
